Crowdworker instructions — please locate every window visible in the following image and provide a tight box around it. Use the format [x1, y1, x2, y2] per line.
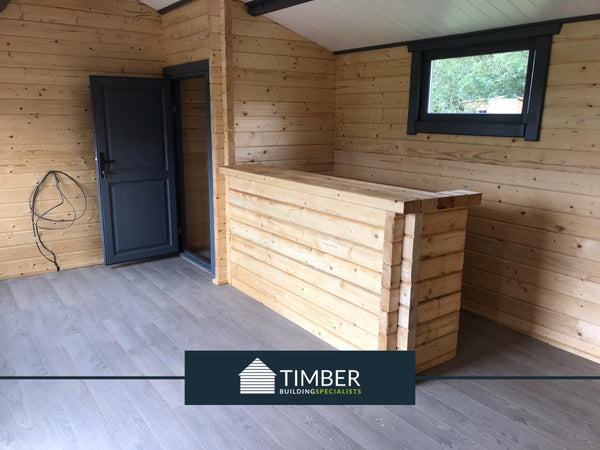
[428, 50, 529, 114]
[406, 23, 562, 141]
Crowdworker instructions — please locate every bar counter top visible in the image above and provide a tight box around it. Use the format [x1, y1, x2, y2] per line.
[220, 164, 481, 214]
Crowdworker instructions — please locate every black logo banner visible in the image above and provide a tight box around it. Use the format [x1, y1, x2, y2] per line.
[185, 350, 415, 405]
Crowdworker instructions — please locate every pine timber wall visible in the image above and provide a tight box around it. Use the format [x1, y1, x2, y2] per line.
[334, 20, 600, 363]
[411, 209, 468, 371]
[230, 0, 335, 173]
[162, 0, 209, 67]
[161, 0, 231, 283]
[0, 0, 163, 279]
[227, 175, 384, 351]
[0, 0, 335, 282]
[162, 0, 336, 283]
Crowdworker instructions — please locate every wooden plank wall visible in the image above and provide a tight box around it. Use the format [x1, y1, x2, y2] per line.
[161, 0, 230, 281]
[334, 20, 600, 363]
[226, 174, 386, 349]
[413, 209, 468, 372]
[0, 0, 336, 282]
[393, 208, 468, 372]
[162, 0, 209, 67]
[180, 78, 210, 251]
[230, 0, 336, 173]
[0, 0, 163, 279]
[163, 0, 239, 284]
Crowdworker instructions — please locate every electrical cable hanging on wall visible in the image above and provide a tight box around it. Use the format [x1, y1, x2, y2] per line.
[29, 171, 88, 272]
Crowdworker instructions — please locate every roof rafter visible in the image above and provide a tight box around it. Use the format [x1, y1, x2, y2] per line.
[246, 0, 313, 16]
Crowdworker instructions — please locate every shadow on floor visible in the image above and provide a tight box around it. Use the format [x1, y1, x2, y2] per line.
[422, 311, 600, 378]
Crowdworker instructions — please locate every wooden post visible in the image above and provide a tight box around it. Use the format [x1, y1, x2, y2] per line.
[378, 212, 405, 350]
[397, 212, 423, 351]
[208, 0, 234, 285]
[220, 0, 235, 284]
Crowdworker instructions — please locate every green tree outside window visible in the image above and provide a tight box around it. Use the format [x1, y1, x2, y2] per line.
[429, 50, 529, 113]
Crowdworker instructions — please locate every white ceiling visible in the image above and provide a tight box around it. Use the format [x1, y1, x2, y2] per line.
[144, 0, 600, 52]
[139, 0, 175, 10]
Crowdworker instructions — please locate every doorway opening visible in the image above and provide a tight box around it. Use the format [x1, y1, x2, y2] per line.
[180, 77, 211, 265]
[165, 61, 214, 275]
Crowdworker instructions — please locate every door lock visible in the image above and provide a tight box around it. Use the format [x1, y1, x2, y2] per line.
[97, 152, 116, 178]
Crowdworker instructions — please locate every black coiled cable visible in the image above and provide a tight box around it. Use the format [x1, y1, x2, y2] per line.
[29, 171, 88, 271]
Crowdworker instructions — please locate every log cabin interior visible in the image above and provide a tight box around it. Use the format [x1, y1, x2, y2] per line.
[1, 0, 599, 447]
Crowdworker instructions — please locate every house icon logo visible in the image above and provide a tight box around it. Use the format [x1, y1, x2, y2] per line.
[239, 358, 276, 394]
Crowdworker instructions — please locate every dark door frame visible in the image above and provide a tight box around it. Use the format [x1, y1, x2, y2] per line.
[163, 60, 215, 276]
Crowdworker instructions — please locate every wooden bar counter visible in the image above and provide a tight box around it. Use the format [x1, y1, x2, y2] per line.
[220, 164, 482, 372]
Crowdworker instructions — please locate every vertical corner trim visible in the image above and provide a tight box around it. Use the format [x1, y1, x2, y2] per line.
[397, 213, 423, 351]
[406, 51, 422, 135]
[378, 212, 405, 350]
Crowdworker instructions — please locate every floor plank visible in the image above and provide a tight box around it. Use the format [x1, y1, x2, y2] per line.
[0, 256, 599, 449]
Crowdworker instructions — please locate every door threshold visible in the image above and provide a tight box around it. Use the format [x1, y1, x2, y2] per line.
[180, 250, 212, 274]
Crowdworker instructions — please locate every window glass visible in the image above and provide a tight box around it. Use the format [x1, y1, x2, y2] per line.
[428, 50, 529, 114]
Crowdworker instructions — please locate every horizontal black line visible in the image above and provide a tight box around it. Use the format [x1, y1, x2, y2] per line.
[416, 376, 600, 380]
[4, 376, 598, 381]
[0, 376, 185, 380]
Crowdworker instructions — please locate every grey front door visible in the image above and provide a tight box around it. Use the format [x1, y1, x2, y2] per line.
[90, 76, 179, 265]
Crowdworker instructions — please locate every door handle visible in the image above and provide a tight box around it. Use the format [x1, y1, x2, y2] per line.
[97, 152, 116, 178]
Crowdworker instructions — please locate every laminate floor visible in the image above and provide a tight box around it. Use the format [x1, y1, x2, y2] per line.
[0, 256, 599, 449]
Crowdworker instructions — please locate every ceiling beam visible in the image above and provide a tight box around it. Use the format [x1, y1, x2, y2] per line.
[246, 0, 313, 16]
[0, 0, 10, 12]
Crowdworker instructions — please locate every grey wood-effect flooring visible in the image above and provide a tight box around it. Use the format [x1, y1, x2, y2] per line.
[0, 256, 599, 450]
